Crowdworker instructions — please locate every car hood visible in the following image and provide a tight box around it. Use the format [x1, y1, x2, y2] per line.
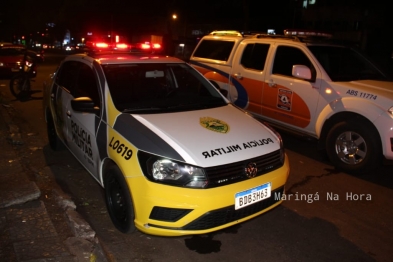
[113, 104, 280, 167]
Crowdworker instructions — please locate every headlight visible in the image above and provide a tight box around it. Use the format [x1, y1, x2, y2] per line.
[138, 151, 208, 188]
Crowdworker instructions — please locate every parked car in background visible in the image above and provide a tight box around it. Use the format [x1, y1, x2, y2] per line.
[0, 44, 43, 77]
[0, 43, 44, 77]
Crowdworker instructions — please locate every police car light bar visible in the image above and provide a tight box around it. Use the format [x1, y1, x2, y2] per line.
[209, 30, 243, 37]
[284, 29, 332, 38]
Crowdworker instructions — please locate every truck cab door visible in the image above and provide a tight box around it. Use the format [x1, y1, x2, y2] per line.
[229, 42, 270, 114]
[262, 44, 322, 135]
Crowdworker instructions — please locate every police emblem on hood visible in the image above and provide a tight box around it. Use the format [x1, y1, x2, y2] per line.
[200, 117, 229, 134]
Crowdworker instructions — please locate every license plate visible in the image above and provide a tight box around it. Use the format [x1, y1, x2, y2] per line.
[235, 182, 271, 210]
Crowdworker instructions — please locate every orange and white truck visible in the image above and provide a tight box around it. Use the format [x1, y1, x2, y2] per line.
[189, 29, 393, 174]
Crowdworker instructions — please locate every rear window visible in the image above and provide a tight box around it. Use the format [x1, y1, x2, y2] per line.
[241, 43, 270, 71]
[193, 40, 235, 61]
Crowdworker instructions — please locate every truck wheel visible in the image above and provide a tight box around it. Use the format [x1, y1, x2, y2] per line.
[46, 112, 63, 151]
[326, 120, 381, 175]
[104, 166, 136, 233]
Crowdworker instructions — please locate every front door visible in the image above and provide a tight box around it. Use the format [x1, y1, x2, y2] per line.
[262, 44, 322, 135]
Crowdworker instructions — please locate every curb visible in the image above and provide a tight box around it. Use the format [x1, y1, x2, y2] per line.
[0, 95, 108, 262]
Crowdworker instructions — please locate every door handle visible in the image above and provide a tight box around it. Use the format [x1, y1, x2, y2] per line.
[234, 73, 243, 80]
[66, 110, 71, 117]
[267, 79, 277, 87]
[50, 93, 55, 100]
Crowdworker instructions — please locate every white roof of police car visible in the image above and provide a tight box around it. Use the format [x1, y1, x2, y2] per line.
[65, 53, 183, 65]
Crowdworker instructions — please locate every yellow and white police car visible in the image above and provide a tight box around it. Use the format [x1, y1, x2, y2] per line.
[43, 48, 290, 236]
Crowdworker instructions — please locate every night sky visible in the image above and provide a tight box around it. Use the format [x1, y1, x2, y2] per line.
[1, 0, 392, 65]
[1, 0, 295, 41]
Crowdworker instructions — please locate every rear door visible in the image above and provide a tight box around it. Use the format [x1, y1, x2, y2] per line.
[230, 41, 270, 113]
[50, 61, 79, 146]
[62, 61, 103, 179]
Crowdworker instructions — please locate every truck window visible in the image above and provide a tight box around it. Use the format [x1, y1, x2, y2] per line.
[193, 40, 235, 61]
[272, 46, 314, 78]
[241, 43, 270, 71]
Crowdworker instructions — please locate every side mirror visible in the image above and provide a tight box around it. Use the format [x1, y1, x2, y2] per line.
[292, 65, 312, 80]
[71, 97, 99, 114]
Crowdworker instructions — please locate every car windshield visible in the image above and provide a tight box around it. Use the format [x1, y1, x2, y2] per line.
[308, 45, 390, 82]
[102, 63, 228, 113]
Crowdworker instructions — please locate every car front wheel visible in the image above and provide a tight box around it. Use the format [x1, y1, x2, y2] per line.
[326, 120, 381, 175]
[104, 165, 136, 233]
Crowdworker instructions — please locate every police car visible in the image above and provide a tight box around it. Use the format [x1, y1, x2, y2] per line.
[42, 46, 290, 236]
[190, 29, 393, 175]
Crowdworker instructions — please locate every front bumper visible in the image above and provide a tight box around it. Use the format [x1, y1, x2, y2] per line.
[128, 155, 290, 236]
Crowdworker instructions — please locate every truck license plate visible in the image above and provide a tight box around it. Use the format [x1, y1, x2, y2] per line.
[235, 182, 271, 210]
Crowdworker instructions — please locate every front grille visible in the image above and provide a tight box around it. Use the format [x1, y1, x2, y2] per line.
[183, 186, 284, 230]
[205, 149, 283, 188]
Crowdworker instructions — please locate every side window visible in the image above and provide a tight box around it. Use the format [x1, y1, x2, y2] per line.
[272, 46, 314, 78]
[241, 43, 270, 71]
[193, 40, 235, 61]
[56, 61, 79, 93]
[75, 63, 100, 107]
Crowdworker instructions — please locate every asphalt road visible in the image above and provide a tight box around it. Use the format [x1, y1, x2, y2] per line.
[1, 51, 392, 262]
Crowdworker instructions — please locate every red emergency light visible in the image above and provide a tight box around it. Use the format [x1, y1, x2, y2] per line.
[115, 43, 129, 49]
[95, 42, 109, 48]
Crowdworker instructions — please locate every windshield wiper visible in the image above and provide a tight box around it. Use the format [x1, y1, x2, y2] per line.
[122, 106, 163, 113]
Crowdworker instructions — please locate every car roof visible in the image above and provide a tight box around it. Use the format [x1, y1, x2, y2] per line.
[203, 30, 353, 47]
[67, 52, 185, 65]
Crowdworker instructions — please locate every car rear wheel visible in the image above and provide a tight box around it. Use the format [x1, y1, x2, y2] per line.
[326, 120, 381, 175]
[104, 165, 136, 233]
[46, 112, 63, 151]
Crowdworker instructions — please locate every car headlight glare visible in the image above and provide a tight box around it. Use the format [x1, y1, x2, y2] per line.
[139, 151, 208, 188]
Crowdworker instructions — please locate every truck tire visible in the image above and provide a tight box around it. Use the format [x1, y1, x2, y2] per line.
[326, 120, 381, 175]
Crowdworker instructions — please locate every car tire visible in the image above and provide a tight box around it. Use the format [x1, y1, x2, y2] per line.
[46, 112, 63, 151]
[104, 165, 136, 233]
[326, 120, 381, 175]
